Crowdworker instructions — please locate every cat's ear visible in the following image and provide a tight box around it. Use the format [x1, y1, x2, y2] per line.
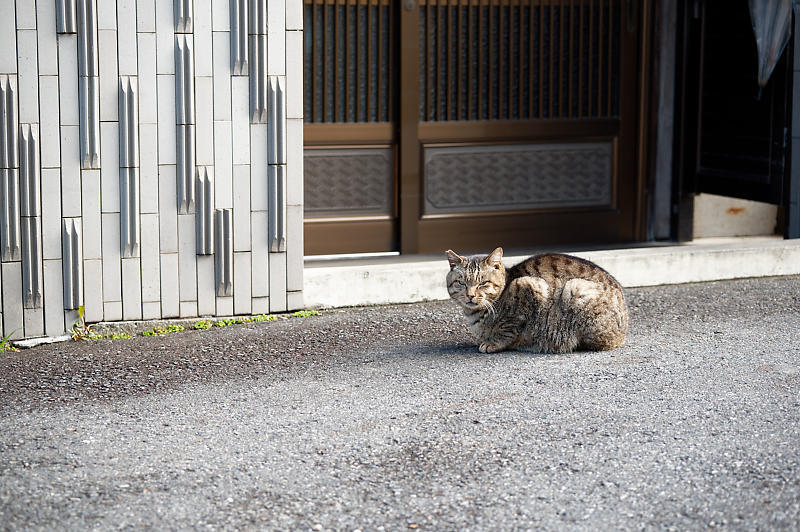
[445, 249, 465, 270]
[485, 247, 503, 269]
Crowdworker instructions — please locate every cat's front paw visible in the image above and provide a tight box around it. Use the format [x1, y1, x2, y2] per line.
[479, 341, 505, 353]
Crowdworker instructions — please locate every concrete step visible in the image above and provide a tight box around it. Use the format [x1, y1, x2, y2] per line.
[304, 237, 800, 308]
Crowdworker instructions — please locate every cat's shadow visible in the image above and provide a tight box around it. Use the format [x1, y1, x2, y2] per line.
[409, 341, 563, 360]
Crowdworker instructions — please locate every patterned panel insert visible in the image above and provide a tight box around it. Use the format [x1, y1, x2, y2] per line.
[304, 148, 394, 218]
[424, 142, 613, 214]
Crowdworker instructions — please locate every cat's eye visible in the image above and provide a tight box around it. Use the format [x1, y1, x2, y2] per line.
[479, 281, 490, 287]
[453, 280, 464, 286]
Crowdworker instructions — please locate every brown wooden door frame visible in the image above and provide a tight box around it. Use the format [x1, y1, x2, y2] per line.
[399, 0, 421, 253]
[306, 0, 652, 255]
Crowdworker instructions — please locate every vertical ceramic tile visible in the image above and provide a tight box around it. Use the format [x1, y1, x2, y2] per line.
[43, 258, 66, 336]
[159, 252, 179, 317]
[233, 251, 251, 315]
[140, 212, 161, 303]
[233, 164, 250, 251]
[158, 164, 178, 253]
[57, 35, 79, 126]
[1, 262, 23, 339]
[16, 30, 40, 123]
[121, 257, 142, 320]
[268, 251, 286, 312]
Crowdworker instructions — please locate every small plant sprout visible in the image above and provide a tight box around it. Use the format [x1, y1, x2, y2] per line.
[71, 306, 100, 341]
[291, 310, 319, 318]
[0, 331, 18, 352]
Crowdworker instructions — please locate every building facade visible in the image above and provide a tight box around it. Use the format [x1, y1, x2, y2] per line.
[0, 0, 304, 340]
[1, 0, 798, 341]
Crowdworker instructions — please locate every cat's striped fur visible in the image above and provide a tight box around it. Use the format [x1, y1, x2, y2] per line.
[446, 247, 628, 353]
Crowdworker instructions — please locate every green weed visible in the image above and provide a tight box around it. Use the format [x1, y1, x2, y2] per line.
[193, 320, 213, 330]
[71, 306, 100, 341]
[0, 331, 18, 352]
[291, 310, 319, 318]
[142, 324, 185, 337]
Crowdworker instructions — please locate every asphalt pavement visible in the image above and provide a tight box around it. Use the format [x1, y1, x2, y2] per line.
[1, 276, 799, 530]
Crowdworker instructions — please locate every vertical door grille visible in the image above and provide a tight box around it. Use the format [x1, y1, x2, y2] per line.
[419, 0, 620, 121]
[304, 0, 395, 123]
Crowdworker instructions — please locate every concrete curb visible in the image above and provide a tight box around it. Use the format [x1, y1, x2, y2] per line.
[303, 237, 800, 309]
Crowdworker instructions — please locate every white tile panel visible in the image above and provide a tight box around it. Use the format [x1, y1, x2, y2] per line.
[98, 29, 119, 121]
[41, 169, 62, 260]
[81, 169, 102, 259]
[101, 212, 121, 302]
[251, 296, 268, 315]
[117, 0, 138, 76]
[286, 205, 303, 292]
[37, 2, 60, 76]
[286, 30, 303, 120]
[233, 164, 250, 251]
[231, 76, 250, 164]
[250, 211, 269, 297]
[195, 76, 214, 166]
[212, 31, 231, 121]
[178, 213, 197, 301]
[179, 300, 197, 317]
[196, 254, 215, 316]
[250, 123, 268, 210]
[97, 0, 117, 29]
[63, 309, 79, 334]
[140, 213, 160, 302]
[136, 33, 158, 124]
[156, 74, 176, 163]
[267, 0, 286, 76]
[213, 120, 233, 208]
[194, 0, 213, 77]
[156, 0, 175, 74]
[57, 35, 80, 126]
[212, 0, 229, 30]
[137, 0, 156, 33]
[268, 251, 286, 312]
[142, 301, 160, 319]
[286, 118, 303, 206]
[233, 251, 251, 315]
[100, 121, 120, 212]
[59, 125, 82, 217]
[1, 262, 23, 339]
[121, 257, 142, 320]
[159, 252, 179, 317]
[16, 30, 40, 123]
[83, 258, 104, 322]
[286, 291, 303, 311]
[0, 0, 17, 73]
[286, 0, 303, 31]
[39, 76, 62, 168]
[216, 295, 232, 316]
[103, 301, 122, 321]
[15, 0, 37, 29]
[139, 123, 159, 213]
[158, 164, 178, 252]
[43, 259, 66, 336]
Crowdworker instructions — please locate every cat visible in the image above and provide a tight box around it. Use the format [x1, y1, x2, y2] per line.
[445, 247, 628, 354]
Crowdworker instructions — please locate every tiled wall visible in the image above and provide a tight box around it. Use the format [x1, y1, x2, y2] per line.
[0, 0, 304, 340]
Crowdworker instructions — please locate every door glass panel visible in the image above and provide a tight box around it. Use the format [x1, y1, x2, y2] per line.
[418, 0, 621, 121]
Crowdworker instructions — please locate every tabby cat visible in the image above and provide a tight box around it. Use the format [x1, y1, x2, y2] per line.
[446, 247, 628, 353]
